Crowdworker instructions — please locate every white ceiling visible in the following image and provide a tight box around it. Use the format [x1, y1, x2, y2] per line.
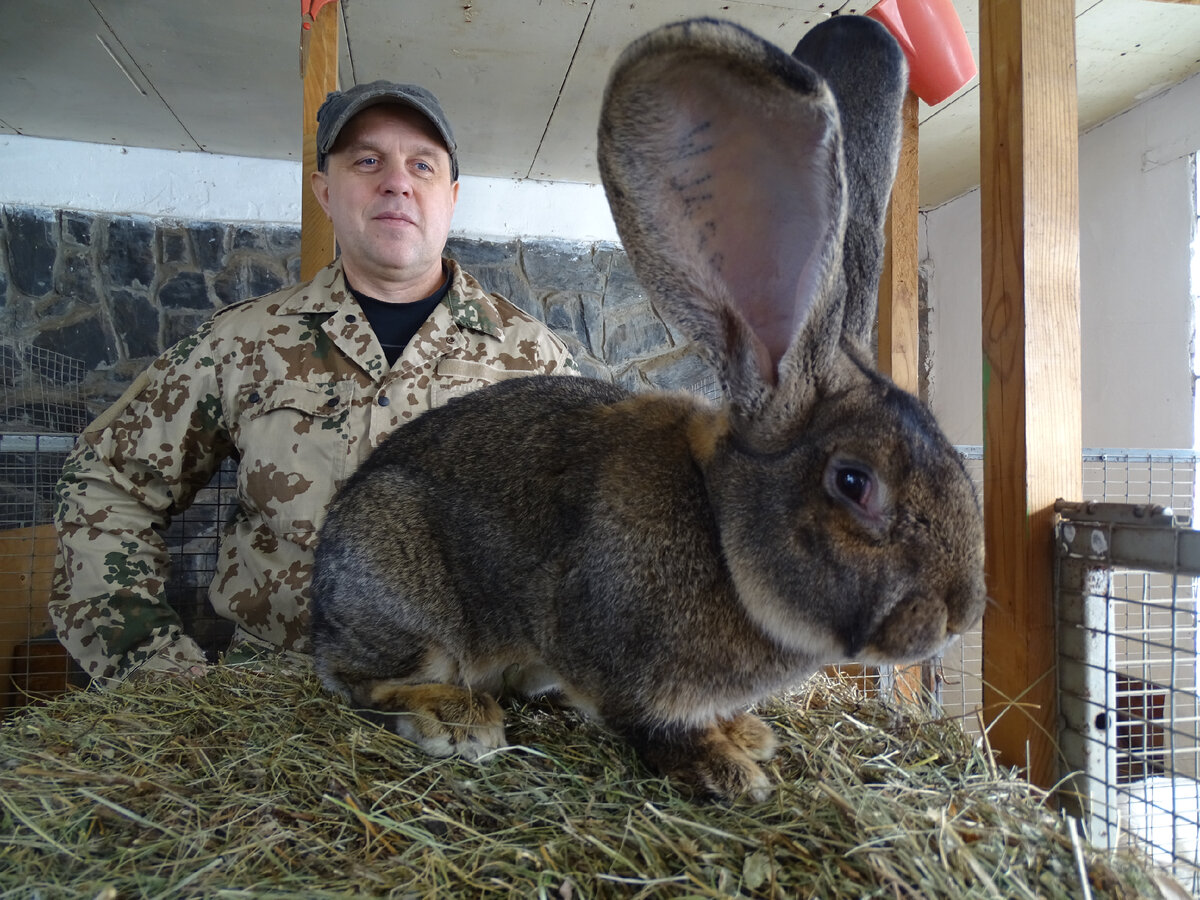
[2, 0, 1199, 209]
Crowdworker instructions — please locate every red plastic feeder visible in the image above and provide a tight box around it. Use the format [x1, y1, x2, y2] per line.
[865, 0, 977, 105]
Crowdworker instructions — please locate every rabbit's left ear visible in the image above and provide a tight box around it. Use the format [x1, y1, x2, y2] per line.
[792, 15, 908, 347]
[598, 18, 847, 419]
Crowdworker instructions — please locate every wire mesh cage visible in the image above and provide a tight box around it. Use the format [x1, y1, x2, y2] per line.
[924, 449, 1200, 889]
[0, 433, 78, 708]
[0, 343, 240, 712]
[936, 449, 1200, 742]
[0, 342, 93, 709]
[0, 342, 92, 435]
[1056, 501, 1200, 891]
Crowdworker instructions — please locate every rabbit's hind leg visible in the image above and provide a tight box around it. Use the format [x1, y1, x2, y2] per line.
[367, 681, 506, 761]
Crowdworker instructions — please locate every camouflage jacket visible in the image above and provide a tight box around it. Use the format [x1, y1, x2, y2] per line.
[50, 258, 577, 684]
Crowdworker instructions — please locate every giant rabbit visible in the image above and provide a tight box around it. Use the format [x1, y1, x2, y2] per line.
[310, 14, 987, 802]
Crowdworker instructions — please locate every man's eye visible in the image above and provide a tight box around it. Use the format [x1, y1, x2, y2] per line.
[356, 157, 379, 167]
[414, 161, 433, 173]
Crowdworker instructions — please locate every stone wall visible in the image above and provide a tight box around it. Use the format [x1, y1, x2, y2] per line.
[0, 203, 712, 432]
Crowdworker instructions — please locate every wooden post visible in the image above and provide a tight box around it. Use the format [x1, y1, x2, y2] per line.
[979, 0, 1082, 790]
[877, 90, 921, 395]
[301, 1, 340, 280]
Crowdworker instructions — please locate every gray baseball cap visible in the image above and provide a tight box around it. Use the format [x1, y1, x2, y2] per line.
[315, 80, 458, 180]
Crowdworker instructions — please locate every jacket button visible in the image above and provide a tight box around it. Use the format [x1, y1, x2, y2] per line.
[346, 314, 357, 324]
[248, 392, 261, 404]
[377, 396, 390, 407]
[326, 397, 339, 408]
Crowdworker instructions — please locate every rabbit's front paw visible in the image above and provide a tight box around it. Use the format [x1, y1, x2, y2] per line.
[720, 712, 778, 762]
[644, 720, 775, 803]
[368, 682, 506, 761]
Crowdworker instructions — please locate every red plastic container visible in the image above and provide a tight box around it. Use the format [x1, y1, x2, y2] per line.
[865, 0, 977, 105]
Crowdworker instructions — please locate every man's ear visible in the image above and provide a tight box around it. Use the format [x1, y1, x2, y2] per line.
[310, 169, 331, 216]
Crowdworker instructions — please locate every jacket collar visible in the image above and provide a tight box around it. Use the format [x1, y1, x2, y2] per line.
[276, 257, 506, 341]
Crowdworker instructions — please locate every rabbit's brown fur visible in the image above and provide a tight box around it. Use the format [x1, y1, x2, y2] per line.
[311, 16, 987, 802]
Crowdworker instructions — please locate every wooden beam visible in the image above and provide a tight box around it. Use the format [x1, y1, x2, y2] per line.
[878, 89, 921, 394]
[979, 0, 1082, 791]
[301, 2, 340, 281]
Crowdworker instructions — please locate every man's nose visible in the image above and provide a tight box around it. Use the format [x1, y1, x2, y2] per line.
[379, 164, 412, 196]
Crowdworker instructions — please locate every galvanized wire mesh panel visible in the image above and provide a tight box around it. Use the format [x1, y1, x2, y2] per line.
[0, 340, 241, 707]
[0, 343, 92, 706]
[934, 449, 987, 732]
[0, 342, 92, 435]
[937, 449, 1199, 745]
[0, 434, 75, 531]
[0, 435, 241, 708]
[0, 434, 78, 708]
[1057, 503, 1200, 891]
[159, 460, 239, 659]
[1084, 451, 1200, 515]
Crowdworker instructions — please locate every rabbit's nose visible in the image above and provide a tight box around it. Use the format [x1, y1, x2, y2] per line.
[944, 581, 989, 636]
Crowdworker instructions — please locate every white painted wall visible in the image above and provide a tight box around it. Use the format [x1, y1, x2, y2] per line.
[0, 134, 619, 243]
[923, 71, 1200, 450]
[922, 191, 982, 445]
[0, 136, 304, 225]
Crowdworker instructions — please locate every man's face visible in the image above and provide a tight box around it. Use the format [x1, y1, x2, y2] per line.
[311, 104, 459, 298]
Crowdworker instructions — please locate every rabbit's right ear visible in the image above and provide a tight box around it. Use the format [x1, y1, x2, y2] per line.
[792, 15, 907, 348]
[598, 18, 847, 422]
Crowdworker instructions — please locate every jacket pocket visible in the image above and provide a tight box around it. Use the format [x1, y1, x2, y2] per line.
[234, 379, 356, 537]
[429, 358, 537, 408]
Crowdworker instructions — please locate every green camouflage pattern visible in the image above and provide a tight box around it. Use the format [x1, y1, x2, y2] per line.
[50, 259, 578, 684]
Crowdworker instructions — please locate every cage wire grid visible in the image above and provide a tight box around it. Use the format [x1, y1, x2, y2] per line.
[1056, 500, 1200, 892]
[4, 348, 1200, 887]
[937, 449, 1200, 739]
[1, 343, 94, 709]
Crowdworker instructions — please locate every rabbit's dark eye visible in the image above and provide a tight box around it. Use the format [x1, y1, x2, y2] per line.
[834, 466, 872, 506]
[824, 456, 886, 526]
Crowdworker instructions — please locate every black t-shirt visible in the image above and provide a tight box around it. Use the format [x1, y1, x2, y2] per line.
[347, 272, 451, 368]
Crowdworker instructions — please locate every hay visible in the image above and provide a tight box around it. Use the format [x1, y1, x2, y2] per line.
[0, 661, 1176, 899]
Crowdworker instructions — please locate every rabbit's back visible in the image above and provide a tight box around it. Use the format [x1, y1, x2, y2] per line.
[311, 375, 632, 635]
[324, 375, 668, 566]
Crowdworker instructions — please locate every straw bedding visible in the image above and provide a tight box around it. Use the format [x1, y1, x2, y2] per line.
[0, 661, 1177, 898]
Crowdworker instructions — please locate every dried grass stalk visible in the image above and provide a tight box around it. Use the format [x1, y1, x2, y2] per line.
[0, 661, 1176, 898]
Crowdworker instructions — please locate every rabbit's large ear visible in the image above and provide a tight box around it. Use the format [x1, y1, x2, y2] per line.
[792, 15, 907, 346]
[598, 18, 847, 421]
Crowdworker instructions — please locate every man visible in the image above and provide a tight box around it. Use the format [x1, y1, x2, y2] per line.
[49, 81, 577, 684]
